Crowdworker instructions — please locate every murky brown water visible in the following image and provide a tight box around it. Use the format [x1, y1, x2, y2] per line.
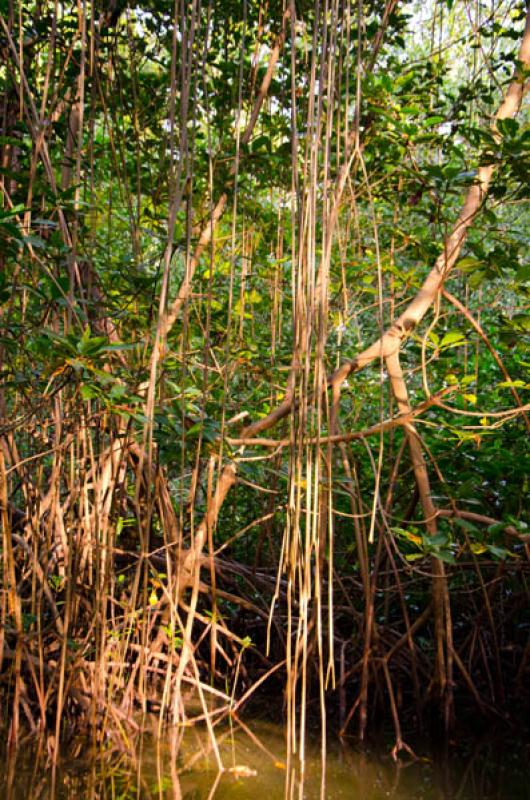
[1, 717, 529, 799]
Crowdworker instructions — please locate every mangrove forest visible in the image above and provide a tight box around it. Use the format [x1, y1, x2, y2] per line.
[0, 0, 529, 795]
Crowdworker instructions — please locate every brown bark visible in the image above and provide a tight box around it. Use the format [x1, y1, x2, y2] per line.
[386, 350, 452, 720]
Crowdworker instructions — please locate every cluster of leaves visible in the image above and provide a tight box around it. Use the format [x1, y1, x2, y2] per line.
[1, 0, 528, 575]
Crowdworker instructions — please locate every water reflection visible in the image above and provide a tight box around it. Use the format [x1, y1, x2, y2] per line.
[1, 716, 529, 800]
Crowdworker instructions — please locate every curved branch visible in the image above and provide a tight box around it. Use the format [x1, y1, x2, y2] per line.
[239, 11, 530, 440]
[330, 9, 530, 390]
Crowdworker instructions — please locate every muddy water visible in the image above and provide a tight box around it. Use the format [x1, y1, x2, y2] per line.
[1, 718, 529, 799]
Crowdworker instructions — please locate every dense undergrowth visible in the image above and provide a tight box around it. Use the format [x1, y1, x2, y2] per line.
[0, 0, 529, 763]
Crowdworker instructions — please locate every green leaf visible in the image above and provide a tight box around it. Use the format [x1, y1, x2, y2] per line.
[457, 256, 482, 272]
[468, 269, 486, 288]
[80, 384, 100, 400]
[23, 234, 46, 249]
[425, 532, 450, 547]
[496, 118, 519, 137]
[497, 380, 525, 389]
[424, 115, 445, 127]
[0, 204, 26, 218]
[487, 544, 510, 560]
[453, 518, 480, 533]
[440, 330, 466, 348]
